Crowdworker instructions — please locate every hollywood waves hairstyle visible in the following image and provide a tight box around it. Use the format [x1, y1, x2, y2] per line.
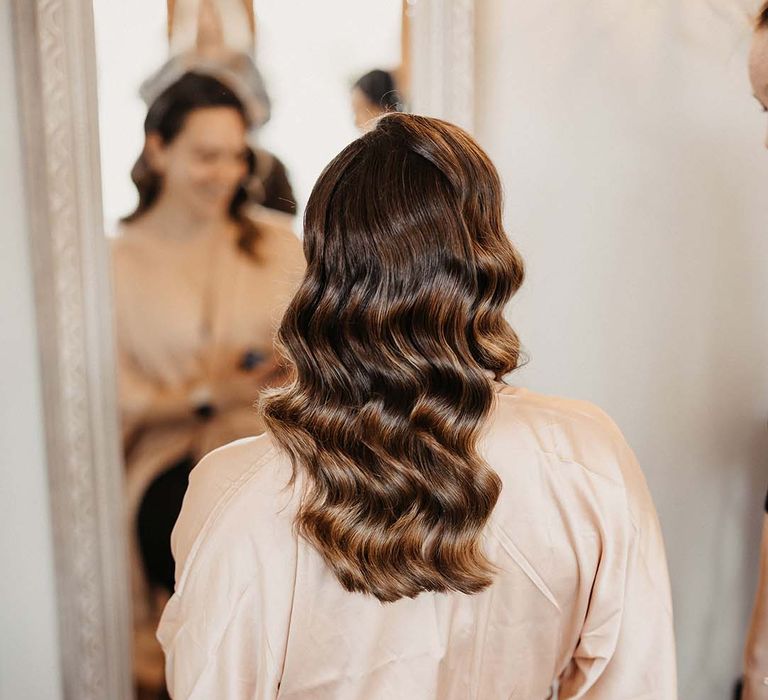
[262, 113, 525, 602]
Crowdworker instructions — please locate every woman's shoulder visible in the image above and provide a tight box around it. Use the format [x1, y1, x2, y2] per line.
[245, 205, 300, 247]
[486, 386, 631, 487]
[109, 225, 154, 289]
[244, 209, 305, 289]
[486, 387, 661, 552]
[170, 433, 297, 586]
[245, 203, 295, 231]
[243, 205, 305, 271]
[187, 432, 283, 498]
[109, 221, 157, 263]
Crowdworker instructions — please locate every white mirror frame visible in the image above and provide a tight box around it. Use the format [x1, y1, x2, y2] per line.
[9, 0, 475, 697]
[410, 0, 475, 132]
[10, 0, 132, 698]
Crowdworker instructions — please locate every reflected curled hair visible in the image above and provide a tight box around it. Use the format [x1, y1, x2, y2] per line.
[262, 113, 525, 602]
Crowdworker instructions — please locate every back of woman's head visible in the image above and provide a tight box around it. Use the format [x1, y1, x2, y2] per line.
[262, 113, 525, 602]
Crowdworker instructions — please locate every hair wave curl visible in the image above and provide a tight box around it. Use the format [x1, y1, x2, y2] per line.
[262, 113, 525, 602]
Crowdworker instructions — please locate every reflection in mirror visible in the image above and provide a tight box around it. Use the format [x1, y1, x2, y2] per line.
[92, 1, 407, 695]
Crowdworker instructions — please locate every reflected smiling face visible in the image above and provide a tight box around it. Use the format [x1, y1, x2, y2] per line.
[148, 106, 249, 220]
[749, 28, 768, 148]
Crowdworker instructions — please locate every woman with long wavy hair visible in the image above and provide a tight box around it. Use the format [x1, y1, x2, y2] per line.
[158, 113, 676, 699]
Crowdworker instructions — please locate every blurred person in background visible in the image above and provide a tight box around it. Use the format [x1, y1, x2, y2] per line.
[350, 68, 403, 133]
[113, 71, 304, 695]
[142, 0, 297, 215]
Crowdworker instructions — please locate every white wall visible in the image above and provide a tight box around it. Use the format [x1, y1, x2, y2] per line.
[0, 1, 63, 699]
[254, 0, 401, 212]
[475, 2, 768, 697]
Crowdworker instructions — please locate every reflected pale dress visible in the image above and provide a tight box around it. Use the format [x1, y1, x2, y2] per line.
[158, 386, 677, 699]
[112, 207, 304, 685]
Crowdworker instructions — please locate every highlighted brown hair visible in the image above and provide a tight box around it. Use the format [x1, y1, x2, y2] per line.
[262, 113, 524, 602]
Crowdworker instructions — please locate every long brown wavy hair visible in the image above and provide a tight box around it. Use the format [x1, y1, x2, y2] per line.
[262, 113, 525, 602]
[123, 72, 260, 257]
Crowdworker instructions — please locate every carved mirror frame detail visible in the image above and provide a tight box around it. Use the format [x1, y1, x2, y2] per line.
[10, 0, 132, 698]
[410, 0, 475, 131]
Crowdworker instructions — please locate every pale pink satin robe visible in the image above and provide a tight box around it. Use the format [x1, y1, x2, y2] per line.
[158, 386, 677, 699]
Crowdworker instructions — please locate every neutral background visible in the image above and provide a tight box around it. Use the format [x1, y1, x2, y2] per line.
[475, 1, 768, 697]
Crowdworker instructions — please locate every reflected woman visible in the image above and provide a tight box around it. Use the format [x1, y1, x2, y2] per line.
[350, 68, 403, 133]
[158, 113, 676, 699]
[743, 5, 768, 698]
[112, 72, 304, 693]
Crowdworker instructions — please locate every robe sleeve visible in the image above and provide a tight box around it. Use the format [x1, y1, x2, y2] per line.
[157, 441, 297, 700]
[559, 432, 677, 699]
[159, 581, 284, 700]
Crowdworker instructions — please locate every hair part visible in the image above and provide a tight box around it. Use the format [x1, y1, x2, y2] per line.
[262, 113, 524, 602]
[123, 72, 261, 258]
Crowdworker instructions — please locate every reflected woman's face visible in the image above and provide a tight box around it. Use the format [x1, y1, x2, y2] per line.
[149, 106, 249, 219]
[749, 29, 768, 148]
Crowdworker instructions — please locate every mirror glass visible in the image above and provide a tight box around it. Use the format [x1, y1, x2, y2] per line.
[91, 1, 409, 695]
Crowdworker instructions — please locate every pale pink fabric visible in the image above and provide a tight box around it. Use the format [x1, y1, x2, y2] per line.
[112, 207, 304, 685]
[158, 386, 677, 699]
